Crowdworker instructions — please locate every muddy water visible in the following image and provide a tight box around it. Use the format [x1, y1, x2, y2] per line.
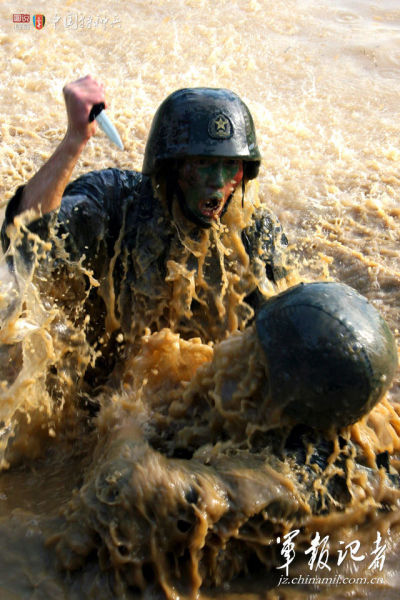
[0, 0, 400, 598]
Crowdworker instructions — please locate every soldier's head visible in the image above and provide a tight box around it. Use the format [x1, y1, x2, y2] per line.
[142, 88, 261, 228]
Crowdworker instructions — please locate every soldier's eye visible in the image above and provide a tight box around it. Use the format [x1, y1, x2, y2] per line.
[194, 158, 209, 167]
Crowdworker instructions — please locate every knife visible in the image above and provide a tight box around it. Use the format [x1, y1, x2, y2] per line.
[88, 102, 124, 150]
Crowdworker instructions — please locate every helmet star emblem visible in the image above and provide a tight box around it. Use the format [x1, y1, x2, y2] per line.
[208, 113, 233, 139]
[215, 116, 229, 131]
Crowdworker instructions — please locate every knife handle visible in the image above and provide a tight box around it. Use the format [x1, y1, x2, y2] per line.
[88, 102, 106, 123]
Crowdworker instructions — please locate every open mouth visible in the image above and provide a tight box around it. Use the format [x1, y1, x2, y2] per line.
[199, 196, 224, 218]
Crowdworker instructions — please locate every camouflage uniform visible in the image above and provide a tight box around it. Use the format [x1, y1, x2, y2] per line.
[1, 88, 290, 384]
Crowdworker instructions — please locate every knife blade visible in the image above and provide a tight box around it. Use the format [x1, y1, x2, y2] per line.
[88, 102, 124, 150]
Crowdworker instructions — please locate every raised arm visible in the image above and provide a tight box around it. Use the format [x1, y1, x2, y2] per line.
[18, 75, 106, 217]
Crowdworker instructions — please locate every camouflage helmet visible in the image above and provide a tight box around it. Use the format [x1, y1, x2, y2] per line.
[142, 87, 261, 179]
[256, 282, 398, 429]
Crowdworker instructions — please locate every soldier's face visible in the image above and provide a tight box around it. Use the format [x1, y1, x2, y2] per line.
[177, 157, 244, 223]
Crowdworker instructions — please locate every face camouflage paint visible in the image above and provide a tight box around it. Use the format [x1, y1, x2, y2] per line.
[177, 157, 243, 224]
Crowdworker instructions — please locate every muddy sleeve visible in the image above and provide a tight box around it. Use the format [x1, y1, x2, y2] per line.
[1, 184, 49, 253]
[241, 207, 290, 284]
[1, 168, 141, 264]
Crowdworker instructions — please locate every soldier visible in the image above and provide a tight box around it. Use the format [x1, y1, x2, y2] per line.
[1, 75, 290, 385]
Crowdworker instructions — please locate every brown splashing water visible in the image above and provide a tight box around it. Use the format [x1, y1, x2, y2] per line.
[0, 185, 399, 600]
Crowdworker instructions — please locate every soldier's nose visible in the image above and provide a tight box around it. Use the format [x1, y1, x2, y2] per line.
[208, 162, 226, 188]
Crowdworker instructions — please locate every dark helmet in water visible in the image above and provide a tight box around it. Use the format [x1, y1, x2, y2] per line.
[142, 87, 261, 180]
[256, 281, 398, 429]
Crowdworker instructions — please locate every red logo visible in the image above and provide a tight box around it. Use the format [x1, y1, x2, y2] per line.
[33, 14, 45, 29]
[13, 14, 30, 23]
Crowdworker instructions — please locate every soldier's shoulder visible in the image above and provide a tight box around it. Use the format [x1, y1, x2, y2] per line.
[244, 205, 286, 240]
[251, 205, 283, 228]
[64, 167, 143, 195]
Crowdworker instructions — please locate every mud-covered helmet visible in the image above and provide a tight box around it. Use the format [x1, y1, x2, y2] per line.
[256, 282, 398, 429]
[142, 87, 261, 180]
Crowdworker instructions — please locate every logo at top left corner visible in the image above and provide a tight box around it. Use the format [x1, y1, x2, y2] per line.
[12, 14, 30, 30]
[33, 14, 46, 30]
